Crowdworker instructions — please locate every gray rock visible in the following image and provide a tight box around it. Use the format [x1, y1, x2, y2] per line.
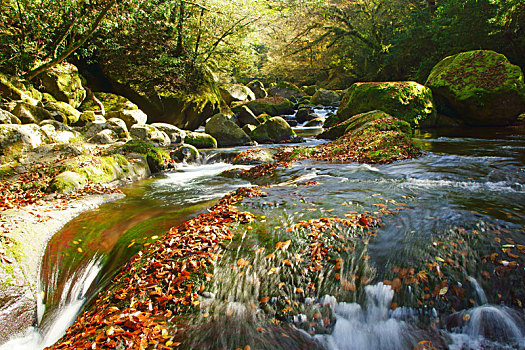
[311, 89, 341, 106]
[0, 124, 51, 160]
[85, 121, 129, 140]
[0, 109, 21, 124]
[130, 124, 170, 147]
[171, 144, 200, 163]
[220, 84, 256, 105]
[106, 109, 148, 129]
[12, 102, 53, 124]
[184, 131, 217, 149]
[89, 129, 119, 144]
[237, 106, 260, 127]
[151, 123, 186, 144]
[77, 111, 105, 126]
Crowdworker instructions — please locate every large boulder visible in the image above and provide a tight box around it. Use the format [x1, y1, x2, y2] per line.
[39, 62, 86, 108]
[105, 109, 147, 129]
[236, 105, 260, 127]
[426, 50, 525, 126]
[219, 84, 255, 105]
[204, 113, 251, 147]
[79, 92, 138, 112]
[151, 123, 186, 144]
[77, 111, 105, 126]
[44, 101, 81, 125]
[233, 97, 294, 117]
[311, 89, 341, 106]
[84, 120, 129, 140]
[331, 81, 437, 128]
[40, 120, 81, 144]
[249, 117, 296, 143]
[184, 131, 217, 149]
[11, 101, 53, 124]
[267, 81, 306, 100]
[0, 124, 51, 160]
[0, 109, 21, 124]
[246, 80, 268, 99]
[130, 124, 170, 147]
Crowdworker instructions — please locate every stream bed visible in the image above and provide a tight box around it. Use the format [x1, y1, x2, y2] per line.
[2, 126, 524, 349]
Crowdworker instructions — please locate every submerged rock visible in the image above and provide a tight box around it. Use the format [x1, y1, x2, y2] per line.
[205, 113, 251, 147]
[331, 81, 436, 128]
[250, 117, 296, 143]
[426, 50, 525, 126]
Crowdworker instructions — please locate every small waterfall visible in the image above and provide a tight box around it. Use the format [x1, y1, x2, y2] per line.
[315, 283, 415, 350]
[466, 275, 488, 305]
[0, 256, 103, 350]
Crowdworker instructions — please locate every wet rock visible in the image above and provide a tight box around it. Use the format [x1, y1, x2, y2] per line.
[237, 105, 260, 127]
[171, 144, 200, 163]
[205, 113, 251, 147]
[268, 81, 306, 100]
[39, 62, 86, 108]
[250, 117, 296, 143]
[304, 117, 324, 127]
[426, 50, 525, 126]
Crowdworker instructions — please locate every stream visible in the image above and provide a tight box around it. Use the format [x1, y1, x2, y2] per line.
[1, 113, 524, 349]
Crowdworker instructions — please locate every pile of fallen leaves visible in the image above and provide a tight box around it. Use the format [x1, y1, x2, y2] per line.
[48, 187, 261, 350]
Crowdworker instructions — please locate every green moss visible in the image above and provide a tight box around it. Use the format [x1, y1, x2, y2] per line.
[336, 82, 437, 127]
[289, 148, 315, 160]
[184, 132, 217, 149]
[249, 117, 296, 143]
[120, 139, 171, 172]
[80, 92, 138, 112]
[233, 97, 294, 117]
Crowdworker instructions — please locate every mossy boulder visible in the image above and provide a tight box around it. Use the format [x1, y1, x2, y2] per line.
[242, 124, 256, 134]
[237, 105, 260, 127]
[77, 111, 105, 126]
[48, 171, 87, 193]
[0, 109, 21, 124]
[320, 110, 407, 140]
[184, 131, 217, 149]
[246, 80, 267, 99]
[219, 84, 255, 105]
[120, 140, 171, 173]
[84, 120, 129, 140]
[0, 124, 51, 160]
[204, 113, 251, 147]
[304, 117, 324, 127]
[79, 92, 138, 112]
[89, 129, 119, 144]
[250, 117, 296, 143]
[311, 89, 341, 106]
[130, 124, 170, 147]
[303, 85, 318, 96]
[233, 97, 294, 117]
[232, 148, 276, 165]
[44, 101, 81, 125]
[0, 72, 40, 104]
[257, 113, 272, 123]
[426, 50, 525, 126]
[268, 81, 306, 100]
[40, 120, 82, 144]
[11, 101, 53, 124]
[171, 144, 200, 163]
[39, 62, 86, 108]
[332, 81, 437, 128]
[105, 109, 147, 129]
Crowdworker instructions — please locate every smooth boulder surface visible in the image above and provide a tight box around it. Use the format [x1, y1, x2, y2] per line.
[219, 84, 255, 105]
[246, 80, 268, 99]
[84, 120, 129, 140]
[331, 81, 436, 128]
[44, 101, 81, 125]
[311, 89, 341, 106]
[267, 81, 306, 100]
[39, 62, 86, 108]
[79, 92, 138, 112]
[151, 123, 186, 144]
[184, 131, 217, 149]
[205, 113, 251, 147]
[250, 117, 296, 143]
[0, 124, 51, 160]
[130, 124, 170, 147]
[11, 101, 53, 124]
[237, 105, 260, 127]
[233, 97, 294, 117]
[105, 109, 147, 130]
[426, 50, 525, 126]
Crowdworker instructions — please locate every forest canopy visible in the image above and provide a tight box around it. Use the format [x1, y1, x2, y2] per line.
[1, 0, 523, 90]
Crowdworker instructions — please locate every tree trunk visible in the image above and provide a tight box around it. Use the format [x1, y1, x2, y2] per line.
[25, 0, 116, 81]
[175, 0, 185, 56]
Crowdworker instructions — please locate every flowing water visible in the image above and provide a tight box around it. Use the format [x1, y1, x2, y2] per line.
[2, 123, 524, 349]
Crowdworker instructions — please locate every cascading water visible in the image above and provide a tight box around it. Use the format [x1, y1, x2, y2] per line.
[0, 256, 103, 350]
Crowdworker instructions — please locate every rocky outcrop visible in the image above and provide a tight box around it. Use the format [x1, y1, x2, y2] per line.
[233, 97, 294, 117]
[0, 124, 51, 161]
[311, 89, 341, 106]
[0, 72, 41, 105]
[130, 124, 170, 147]
[426, 50, 525, 126]
[250, 117, 296, 143]
[330, 81, 437, 128]
[219, 84, 255, 105]
[40, 120, 81, 144]
[267, 81, 305, 101]
[204, 113, 251, 147]
[39, 62, 86, 108]
[246, 80, 268, 99]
